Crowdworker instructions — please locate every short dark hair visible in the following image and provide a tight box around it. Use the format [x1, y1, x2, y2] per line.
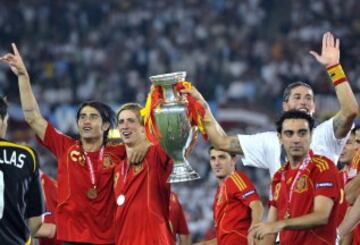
[116, 103, 144, 125]
[276, 110, 315, 133]
[76, 101, 116, 143]
[208, 146, 236, 158]
[352, 125, 360, 135]
[282, 81, 314, 102]
[0, 97, 7, 120]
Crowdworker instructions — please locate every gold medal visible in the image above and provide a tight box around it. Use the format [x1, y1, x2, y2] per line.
[87, 187, 97, 200]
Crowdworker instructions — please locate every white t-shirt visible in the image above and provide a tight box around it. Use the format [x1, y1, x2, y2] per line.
[238, 117, 349, 178]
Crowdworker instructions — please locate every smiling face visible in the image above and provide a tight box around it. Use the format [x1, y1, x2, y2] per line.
[283, 85, 315, 116]
[209, 148, 236, 180]
[117, 109, 145, 147]
[278, 118, 312, 163]
[77, 106, 109, 142]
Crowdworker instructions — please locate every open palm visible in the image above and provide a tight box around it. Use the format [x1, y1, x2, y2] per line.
[310, 32, 340, 67]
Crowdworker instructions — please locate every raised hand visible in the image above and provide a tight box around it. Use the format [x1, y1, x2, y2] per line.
[0, 43, 29, 77]
[309, 32, 340, 67]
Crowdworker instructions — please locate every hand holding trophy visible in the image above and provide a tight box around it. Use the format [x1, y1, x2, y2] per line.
[141, 71, 207, 183]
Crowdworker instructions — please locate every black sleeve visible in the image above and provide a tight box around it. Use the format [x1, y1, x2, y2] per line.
[25, 153, 45, 218]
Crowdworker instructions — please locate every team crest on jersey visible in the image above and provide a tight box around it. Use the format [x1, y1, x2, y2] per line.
[133, 163, 143, 175]
[114, 172, 119, 187]
[294, 175, 308, 193]
[103, 154, 114, 169]
[70, 150, 85, 166]
[273, 182, 281, 201]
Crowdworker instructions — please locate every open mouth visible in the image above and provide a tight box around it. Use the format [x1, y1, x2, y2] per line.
[83, 126, 92, 132]
[297, 108, 309, 113]
[122, 132, 132, 138]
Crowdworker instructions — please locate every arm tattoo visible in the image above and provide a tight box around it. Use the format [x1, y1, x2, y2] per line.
[333, 114, 352, 139]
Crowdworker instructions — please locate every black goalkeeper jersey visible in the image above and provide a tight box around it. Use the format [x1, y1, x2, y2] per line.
[0, 139, 44, 245]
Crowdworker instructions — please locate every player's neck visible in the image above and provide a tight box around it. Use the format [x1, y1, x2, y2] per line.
[81, 137, 103, 152]
[289, 156, 306, 169]
[217, 170, 234, 184]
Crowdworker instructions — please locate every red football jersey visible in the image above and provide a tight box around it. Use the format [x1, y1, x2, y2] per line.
[39, 172, 63, 245]
[114, 144, 174, 245]
[169, 192, 189, 239]
[213, 171, 260, 245]
[270, 155, 341, 244]
[40, 172, 58, 223]
[39, 123, 125, 243]
[349, 150, 360, 245]
[337, 170, 348, 226]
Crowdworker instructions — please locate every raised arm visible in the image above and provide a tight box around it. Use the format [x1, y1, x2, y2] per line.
[310, 32, 358, 139]
[181, 86, 243, 154]
[0, 43, 48, 140]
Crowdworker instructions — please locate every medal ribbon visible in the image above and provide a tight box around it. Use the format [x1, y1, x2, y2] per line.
[83, 145, 104, 189]
[281, 151, 312, 215]
[119, 160, 130, 193]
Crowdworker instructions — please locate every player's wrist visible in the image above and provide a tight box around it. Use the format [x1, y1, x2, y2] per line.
[326, 63, 348, 86]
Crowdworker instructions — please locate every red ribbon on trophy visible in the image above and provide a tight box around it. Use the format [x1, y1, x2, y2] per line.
[141, 81, 208, 143]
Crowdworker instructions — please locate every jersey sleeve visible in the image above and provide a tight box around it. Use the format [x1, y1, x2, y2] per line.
[311, 117, 350, 165]
[25, 155, 45, 218]
[238, 131, 281, 170]
[269, 170, 282, 208]
[41, 174, 58, 214]
[37, 122, 74, 159]
[229, 172, 260, 206]
[313, 157, 340, 201]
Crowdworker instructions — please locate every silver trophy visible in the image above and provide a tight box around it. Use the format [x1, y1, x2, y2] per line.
[150, 71, 200, 183]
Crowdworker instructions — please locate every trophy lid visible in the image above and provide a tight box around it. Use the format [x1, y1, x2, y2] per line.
[150, 71, 187, 86]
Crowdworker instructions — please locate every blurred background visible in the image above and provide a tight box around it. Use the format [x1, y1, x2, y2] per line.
[1, 0, 360, 242]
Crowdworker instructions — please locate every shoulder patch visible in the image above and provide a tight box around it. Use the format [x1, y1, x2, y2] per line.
[230, 172, 247, 191]
[312, 156, 329, 172]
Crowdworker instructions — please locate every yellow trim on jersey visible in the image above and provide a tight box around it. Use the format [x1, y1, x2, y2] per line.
[312, 157, 329, 172]
[0, 141, 37, 172]
[25, 236, 31, 245]
[230, 173, 247, 191]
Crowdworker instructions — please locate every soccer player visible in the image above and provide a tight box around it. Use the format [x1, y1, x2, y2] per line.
[337, 130, 360, 245]
[336, 130, 359, 244]
[169, 192, 191, 245]
[182, 32, 358, 178]
[250, 110, 341, 244]
[197, 147, 263, 245]
[114, 103, 174, 244]
[0, 44, 148, 244]
[0, 97, 44, 245]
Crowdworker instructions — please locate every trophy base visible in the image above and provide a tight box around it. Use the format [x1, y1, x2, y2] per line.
[168, 164, 201, 183]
